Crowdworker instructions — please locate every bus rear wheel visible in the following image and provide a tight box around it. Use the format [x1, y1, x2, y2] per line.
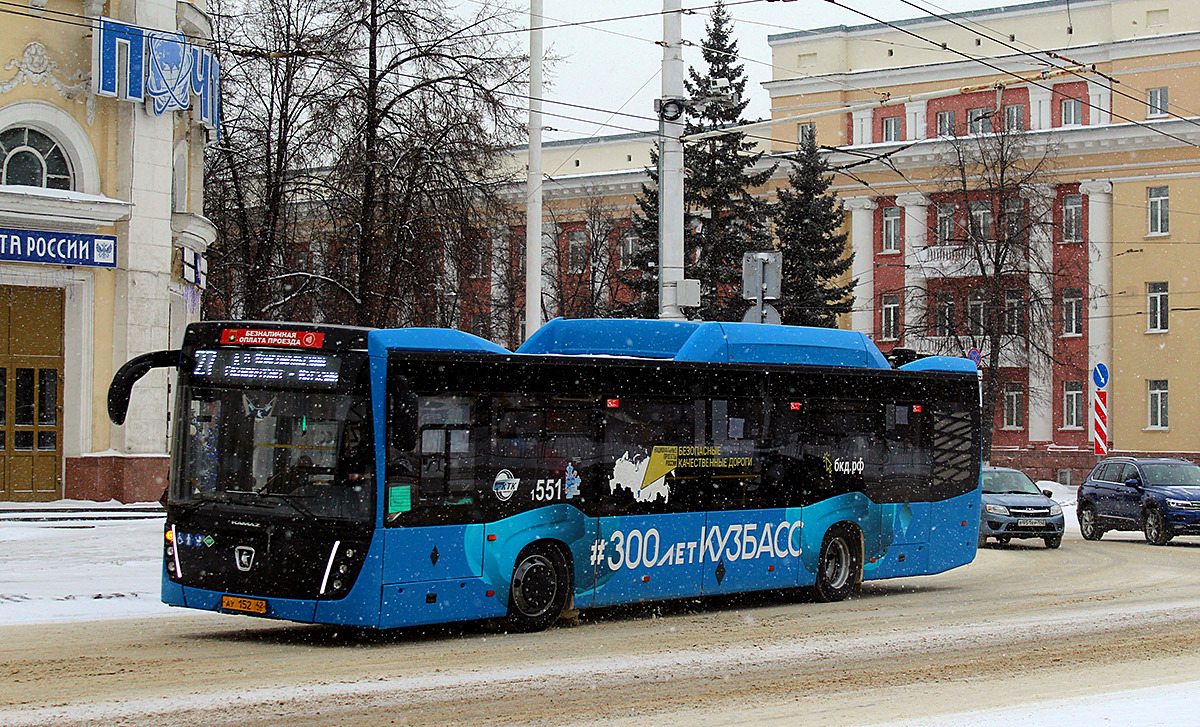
[505, 544, 570, 632]
[812, 526, 860, 603]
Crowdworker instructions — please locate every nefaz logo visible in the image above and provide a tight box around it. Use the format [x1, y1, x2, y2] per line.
[493, 470, 520, 501]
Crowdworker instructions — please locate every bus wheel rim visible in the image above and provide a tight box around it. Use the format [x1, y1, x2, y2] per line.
[512, 554, 557, 618]
[822, 538, 851, 590]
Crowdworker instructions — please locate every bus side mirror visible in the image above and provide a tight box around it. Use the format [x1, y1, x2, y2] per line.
[388, 390, 418, 453]
[108, 349, 181, 425]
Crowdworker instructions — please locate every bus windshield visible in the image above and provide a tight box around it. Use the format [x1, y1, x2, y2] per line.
[174, 385, 373, 522]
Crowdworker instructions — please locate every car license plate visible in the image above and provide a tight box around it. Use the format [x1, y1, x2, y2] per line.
[1017, 518, 1043, 527]
[221, 595, 267, 614]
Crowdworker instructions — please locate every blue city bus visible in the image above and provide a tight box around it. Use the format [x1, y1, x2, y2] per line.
[109, 318, 982, 631]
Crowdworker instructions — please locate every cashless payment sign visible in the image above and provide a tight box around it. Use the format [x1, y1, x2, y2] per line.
[221, 329, 325, 348]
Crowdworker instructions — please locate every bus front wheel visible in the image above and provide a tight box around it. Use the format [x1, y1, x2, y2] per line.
[812, 526, 860, 603]
[505, 544, 570, 632]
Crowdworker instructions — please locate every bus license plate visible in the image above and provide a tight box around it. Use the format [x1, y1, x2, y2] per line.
[222, 595, 267, 614]
[1017, 518, 1043, 527]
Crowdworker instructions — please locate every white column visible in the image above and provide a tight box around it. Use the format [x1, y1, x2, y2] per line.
[905, 101, 927, 141]
[1081, 180, 1113, 447]
[1023, 184, 1055, 443]
[852, 109, 872, 145]
[846, 197, 877, 335]
[897, 192, 928, 346]
[1029, 87, 1053, 130]
[1087, 81, 1111, 125]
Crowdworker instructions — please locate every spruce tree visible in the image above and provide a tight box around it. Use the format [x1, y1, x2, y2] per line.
[684, 0, 774, 321]
[774, 136, 855, 327]
[621, 0, 773, 321]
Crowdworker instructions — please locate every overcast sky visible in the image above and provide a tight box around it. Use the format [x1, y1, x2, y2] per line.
[494, 0, 1016, 142]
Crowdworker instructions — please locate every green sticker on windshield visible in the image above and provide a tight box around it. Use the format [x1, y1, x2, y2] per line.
[388, 485, 412, 514]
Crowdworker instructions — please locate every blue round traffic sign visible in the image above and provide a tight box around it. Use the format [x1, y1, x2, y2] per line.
[967, 348, 981, 366]
[1093, 363, 1109, 389]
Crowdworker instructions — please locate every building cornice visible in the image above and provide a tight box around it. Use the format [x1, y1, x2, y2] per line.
[765, 31, 1200, 98]
[171, 212, 217, 251]
[0, 185, 131, 233]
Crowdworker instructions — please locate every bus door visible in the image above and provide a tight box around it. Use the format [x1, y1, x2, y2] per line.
[698, 398, 798, 595]
[593, 398, 706, 607]
[381, 394, 485, 588]
[485, 394, 600, 608]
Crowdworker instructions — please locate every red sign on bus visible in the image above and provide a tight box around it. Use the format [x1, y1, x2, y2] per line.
[220, 329, 325, 348]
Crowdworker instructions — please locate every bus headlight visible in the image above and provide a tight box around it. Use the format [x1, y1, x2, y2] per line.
[985, 504, 1009, 516]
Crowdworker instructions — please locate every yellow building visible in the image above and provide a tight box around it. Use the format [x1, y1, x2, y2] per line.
[509, 0, 1200, 482]
[0, 1, 216, 500]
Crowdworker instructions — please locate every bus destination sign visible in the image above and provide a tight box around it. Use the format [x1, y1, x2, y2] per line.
[221, 328, 325, 348]
[192, 349, 341, 386]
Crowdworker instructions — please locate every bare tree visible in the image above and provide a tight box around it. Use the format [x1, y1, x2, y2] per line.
[203, 0, 526, 329]
[203, 0, 349, 321]
[911, 110, 1082, 452]
[311, 0, 526, 328]
[543, 189, 637, 320]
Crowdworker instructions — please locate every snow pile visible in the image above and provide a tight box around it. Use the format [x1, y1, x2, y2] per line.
[0, 514, 172, 625]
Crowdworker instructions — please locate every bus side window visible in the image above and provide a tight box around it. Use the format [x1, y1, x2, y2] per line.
[701, 398, 767, 511]
[884, 403, 932, 502]
[603, 398, 698, 514]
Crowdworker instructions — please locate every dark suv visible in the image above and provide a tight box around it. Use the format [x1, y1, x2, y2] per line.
[1077, 457, 1200, 545]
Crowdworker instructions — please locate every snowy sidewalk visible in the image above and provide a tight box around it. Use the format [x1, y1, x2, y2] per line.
[0, 500, 172, 625]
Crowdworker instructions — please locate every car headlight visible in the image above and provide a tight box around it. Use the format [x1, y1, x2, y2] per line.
[1166, 499, 1190, 509]
[986, 504, 1009, 516]
[1050, 504, 1062, 516]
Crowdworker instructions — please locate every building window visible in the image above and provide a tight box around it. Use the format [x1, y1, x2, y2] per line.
[567, 230, 588, 273]
[881, 206, 901, 252]
[1063, 381, 1084, 429]
[1147, 281, 1169, 332]
[969, 201, 993, 241]
[1003, 382, 1025, 429]
[1061, 97, 1082, 126]
[0, 127, 72, 190]
[1148, 379, 1169, 429]
[881, 293, 900, 340]
[967, 107, 992, 134]
[1003, 288, 1024, 335]
[934, 293, 955, 336]
[1062, 194, 1083, 242]
[936, 204, 955, 244]
[882, 116, 902, 142]
[471, 238, 490, 278]
[1003, 104, 1024, 131]
[967, 292, 987, 335]
[1148, 87, 1169, 117]
[619, 232, 638, 270]
[1003, 197, 1025, 244]
[1062, 288, 1083, 336]
[936, 110, 956, 137]
[1148, 186, 1169, 234]
[798, 122, 816, 145]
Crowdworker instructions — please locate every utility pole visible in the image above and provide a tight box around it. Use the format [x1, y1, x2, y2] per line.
[657, 0, 686, 321]
[524, 0, 544, 339]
